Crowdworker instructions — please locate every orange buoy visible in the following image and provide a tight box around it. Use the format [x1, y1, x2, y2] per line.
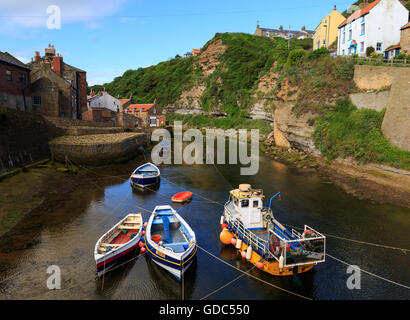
[141, 247, 146, 253]
[221, 223, 228, 230]
[142, 230, 146, 236]
[241, 251, 247, 259]
[138, 241, 145, 248]
[230, 237, 237, 246]
[256, 261, 264, 269]
[220, 228, 233, 245]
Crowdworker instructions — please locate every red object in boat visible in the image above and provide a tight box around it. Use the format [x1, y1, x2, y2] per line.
[151, 234, 162, 243]
[171, 191, 193, 203]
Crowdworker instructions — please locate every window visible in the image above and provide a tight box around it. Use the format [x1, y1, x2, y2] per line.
[253, 200, 259, 208]
[6, 70, 12, 81]
[266, 32, 270, 37]
[360, 42, 365, 53]
[376, 42, 382, 51]
[342, 49, 345, 55]
[342, 32, 345, 43]
[241, 199, 249, 208]
[361, 23, 365, 35]
[33, 96, 41, 105]
[348, 29, 352, 40]
[19, 73, 26, 84]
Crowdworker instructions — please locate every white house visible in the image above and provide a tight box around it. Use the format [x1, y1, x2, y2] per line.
[87, 91, 122, 112]
[337, 0, 409, 57]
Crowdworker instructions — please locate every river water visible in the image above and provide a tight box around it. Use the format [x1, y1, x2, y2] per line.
[0, 154, 409, 300]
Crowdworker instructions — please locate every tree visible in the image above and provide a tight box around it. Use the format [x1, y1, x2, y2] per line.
[366, 46, 375, 57]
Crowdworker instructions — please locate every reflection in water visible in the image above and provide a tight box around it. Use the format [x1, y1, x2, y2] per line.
[0, 155, 409, 300]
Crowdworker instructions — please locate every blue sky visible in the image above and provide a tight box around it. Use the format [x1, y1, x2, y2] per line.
[0, 0, 354, 86]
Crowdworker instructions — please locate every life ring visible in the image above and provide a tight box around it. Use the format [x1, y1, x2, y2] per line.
[151, 234, 162, 243]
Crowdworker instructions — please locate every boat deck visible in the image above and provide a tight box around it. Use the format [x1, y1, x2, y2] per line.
[151, 223, 188, 244]
[110, 229, 139, 245]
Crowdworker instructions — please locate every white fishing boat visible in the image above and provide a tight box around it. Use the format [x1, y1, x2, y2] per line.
[145, 205, 197, 280]
[95, 213, 143, 277]
[130, 162, 160, 189]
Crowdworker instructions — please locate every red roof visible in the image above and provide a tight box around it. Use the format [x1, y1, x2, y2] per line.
[339, 0, 381, 29]
[120, 99, 130, 105]
[401, 23, 410, 30]
[126, 104, 154, 112]
[385, 45, 401, 51]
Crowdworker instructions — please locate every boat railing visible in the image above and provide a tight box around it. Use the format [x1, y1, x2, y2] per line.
[276, 225, 326, 268]
[224, 204, 276, 261]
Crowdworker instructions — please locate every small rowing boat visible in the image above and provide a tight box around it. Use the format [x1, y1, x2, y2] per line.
[145, 205, 197, 280]
[94, 213, 143, 277]
[171, 191, 193, 203]
[130, 162, 160, 189]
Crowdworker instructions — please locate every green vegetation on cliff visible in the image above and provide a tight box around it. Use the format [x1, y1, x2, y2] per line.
[314, 99, 410, 169]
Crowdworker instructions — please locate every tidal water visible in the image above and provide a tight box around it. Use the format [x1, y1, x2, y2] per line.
[0, 155, 409, 300]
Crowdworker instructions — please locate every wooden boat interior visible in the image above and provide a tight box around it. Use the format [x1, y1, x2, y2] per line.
[97, 215, 142, 254]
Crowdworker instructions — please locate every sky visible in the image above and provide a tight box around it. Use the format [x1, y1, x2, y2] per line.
[0, 0, 355, 86]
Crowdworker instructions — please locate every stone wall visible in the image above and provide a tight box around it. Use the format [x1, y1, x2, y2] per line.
[48, 133, 147, 164]
[349, 91, 390, 112]
[353, 65, 408, 90]
[0, 108, 51, 173]
[381, 71, 410, 151]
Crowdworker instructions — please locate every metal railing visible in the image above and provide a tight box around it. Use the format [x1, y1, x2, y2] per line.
[224, 205, 275, 261]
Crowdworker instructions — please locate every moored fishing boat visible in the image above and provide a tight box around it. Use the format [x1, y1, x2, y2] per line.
[130, 162, 160, 189]
[145, 205, 197, 280]
[171, 191, 193, 203]
[94, 213, 143, 277]
[219, 184, 326, 276]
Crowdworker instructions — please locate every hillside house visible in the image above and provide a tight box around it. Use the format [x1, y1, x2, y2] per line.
[254, 24, 315, 39]
[87, 90, 122, 113]
[314, 6, 346, 49]
[0, 52, 32, 112]
[192, 49, 201, 56]
[400, 23, 410, 54]
[125, 102, 165, 128]
[337, 0, 409, 57]
[28, 44, 87, 119]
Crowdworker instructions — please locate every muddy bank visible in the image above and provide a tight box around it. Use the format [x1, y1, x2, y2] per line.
[261, 143, 410, 208]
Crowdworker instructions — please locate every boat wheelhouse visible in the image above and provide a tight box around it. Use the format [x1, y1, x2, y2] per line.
[221, 184, 326, 276]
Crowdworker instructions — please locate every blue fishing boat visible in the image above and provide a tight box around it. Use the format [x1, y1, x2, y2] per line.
[130, 162, 160, 189]
[145, 205, 197, 280]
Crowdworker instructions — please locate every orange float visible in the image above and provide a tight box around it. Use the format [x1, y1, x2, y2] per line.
[219, 228, 233, 245]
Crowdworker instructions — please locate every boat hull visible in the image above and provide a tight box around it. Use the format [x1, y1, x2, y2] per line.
[145, 237, 197, 280]
[95, 234, 141, 277]
[232, 235, 314, 276]
[130, 176, 160, 189]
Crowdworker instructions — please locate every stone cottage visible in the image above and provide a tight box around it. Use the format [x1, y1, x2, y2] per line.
[28, 44, 87, 119]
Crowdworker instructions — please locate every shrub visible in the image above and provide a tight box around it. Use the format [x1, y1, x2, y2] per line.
[287, 49, 307, 66]
[308, 47, 329, 60]
[366, 46, 375, 57]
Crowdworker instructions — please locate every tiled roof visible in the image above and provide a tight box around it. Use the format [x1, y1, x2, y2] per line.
[120, 99, 130, 105]
[127, 104, 154, 112]
[339, 0, 381, 28]
[0, 51, 29, 70]
[260, 27, 315, 35]
[385, 45, 401, 51]
[401, 23, 410, 30]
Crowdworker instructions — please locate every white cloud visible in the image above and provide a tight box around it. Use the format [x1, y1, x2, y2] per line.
[0, 0, 128, 29]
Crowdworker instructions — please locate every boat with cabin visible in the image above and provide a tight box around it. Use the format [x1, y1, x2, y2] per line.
[220, 184, 326, 276]
[94, 213, 143, 277]
[130, 162, 160, 189]
[144, 205, 197, 280]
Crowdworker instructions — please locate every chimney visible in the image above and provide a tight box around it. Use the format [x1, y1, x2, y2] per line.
[279, 25, 283, 31]
[334, 5, 337, 11]
[35, 51, 41, 62]
[52, 54, 62, 76]
[302, 26, 306, 31]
